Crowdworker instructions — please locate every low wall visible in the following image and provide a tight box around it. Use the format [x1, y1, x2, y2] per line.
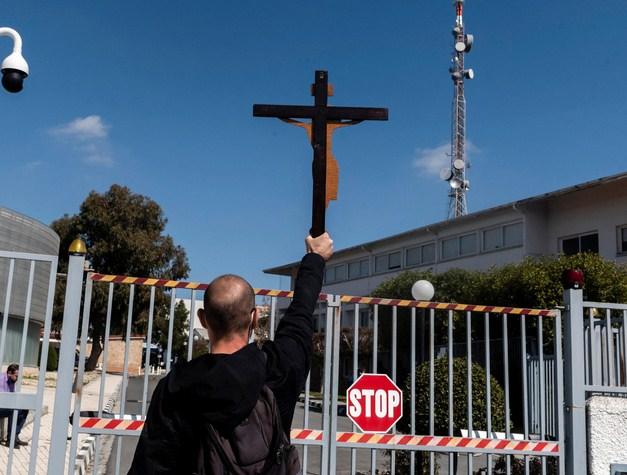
[588, 395, 627, 474]
[85, 336, 144, 375]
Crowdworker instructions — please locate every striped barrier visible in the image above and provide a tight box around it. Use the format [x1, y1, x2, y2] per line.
[77, 418, 558, 456]
[88, 273, 555, 317]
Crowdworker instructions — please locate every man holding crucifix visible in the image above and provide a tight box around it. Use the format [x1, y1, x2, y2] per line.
[129, 70, 386, 474]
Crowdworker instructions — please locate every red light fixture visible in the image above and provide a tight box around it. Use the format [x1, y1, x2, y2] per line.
[562, 269, 584, 289]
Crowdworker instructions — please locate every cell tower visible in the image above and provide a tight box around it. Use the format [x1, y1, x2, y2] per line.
[441, 0, 474, 219]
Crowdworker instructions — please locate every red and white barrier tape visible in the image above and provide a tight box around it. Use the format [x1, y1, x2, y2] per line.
[78, 419, 558, 455]
[89, 273, 555, 316]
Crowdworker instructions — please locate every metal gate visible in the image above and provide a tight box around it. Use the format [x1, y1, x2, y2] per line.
[59, 261, 563, 475]
[0, 249, 58, 475]
[562, 288, 627, 475]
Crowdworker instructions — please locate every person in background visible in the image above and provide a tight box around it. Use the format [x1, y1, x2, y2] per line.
[0, 363, 29, 448]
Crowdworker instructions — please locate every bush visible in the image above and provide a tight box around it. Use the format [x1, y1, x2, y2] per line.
[393, 357, 506, 474]
[400, 357, 506, 436]
[46, 344, 58, 371]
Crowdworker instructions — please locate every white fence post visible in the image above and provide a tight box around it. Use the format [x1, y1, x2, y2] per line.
[48, 238, 86, 474]
[563, 287, 587, 475]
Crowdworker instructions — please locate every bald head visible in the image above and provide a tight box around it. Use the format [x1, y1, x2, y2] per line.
[202, 274, 255, 340]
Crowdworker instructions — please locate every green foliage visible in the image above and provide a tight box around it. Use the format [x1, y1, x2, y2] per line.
[153, 300, 190, 360]
[372, 253, 627, 309]
[399, 357, 506, 436]
[46, 344, 58, 371]
[52, 185, 190, 369]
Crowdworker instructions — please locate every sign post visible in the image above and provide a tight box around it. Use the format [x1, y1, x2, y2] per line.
[346, 373, 403, 433]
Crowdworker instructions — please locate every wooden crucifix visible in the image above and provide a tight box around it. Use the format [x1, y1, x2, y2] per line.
[253, 70, 388, 237]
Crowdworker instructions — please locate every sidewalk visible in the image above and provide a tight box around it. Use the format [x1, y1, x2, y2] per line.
[0, 370, 122, 475]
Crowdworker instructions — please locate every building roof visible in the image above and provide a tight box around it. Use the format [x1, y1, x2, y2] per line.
[264, 171, 627, 276]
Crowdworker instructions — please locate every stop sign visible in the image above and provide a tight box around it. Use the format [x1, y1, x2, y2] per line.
[346, 373, 403, 433]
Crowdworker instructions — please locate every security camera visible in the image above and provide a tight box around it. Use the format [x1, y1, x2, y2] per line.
[0, 27, 29, 93]
[1, 52, 29, 93]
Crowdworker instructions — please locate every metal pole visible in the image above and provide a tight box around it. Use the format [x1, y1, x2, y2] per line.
[49, 239, 86, 474]
[563, 288, 587, 475]
[328, 295, 342, 475]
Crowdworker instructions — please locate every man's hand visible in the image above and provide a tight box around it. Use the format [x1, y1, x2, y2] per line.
[306, 232, 333, 261]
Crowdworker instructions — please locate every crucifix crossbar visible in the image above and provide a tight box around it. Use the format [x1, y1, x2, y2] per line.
[253, 70, 388, 237]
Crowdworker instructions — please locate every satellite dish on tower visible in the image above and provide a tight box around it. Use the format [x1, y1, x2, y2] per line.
[449, 177, 463, 189]
[453, 159, 465, 170]
[440, 168, 453, 181]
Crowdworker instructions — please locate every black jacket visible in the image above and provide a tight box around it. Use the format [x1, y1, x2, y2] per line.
[128, 253, 325, 474]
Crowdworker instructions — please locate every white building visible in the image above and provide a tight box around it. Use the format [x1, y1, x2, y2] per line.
[265, 172, 627, 301]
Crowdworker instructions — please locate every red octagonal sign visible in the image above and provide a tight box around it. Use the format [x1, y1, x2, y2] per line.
[346, 373, 403, 433]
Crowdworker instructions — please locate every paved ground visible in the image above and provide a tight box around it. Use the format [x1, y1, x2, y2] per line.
[103, 375, 160, 475]
[0, 370, 121, 475]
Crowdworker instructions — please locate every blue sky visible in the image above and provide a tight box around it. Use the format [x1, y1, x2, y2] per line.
[2, 1, 626, 290]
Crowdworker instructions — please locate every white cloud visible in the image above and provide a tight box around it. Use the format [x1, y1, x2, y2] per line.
[81, 143, 114, 167]
[50, 115, 109, 140]
[48, 115, 114, 166]
[413, 141, 479, 177]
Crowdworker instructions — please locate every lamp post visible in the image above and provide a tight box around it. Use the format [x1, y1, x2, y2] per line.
[0, 27, 29, 93]
[412, 280, 435, 364]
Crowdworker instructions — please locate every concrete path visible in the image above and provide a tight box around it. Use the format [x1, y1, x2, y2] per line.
[0, 370, 122, 475]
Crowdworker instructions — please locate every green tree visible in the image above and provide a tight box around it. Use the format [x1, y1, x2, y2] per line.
[372, 253, 627, 308]
[52, 185, 190, 370]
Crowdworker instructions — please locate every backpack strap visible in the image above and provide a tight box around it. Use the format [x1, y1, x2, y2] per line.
[205, 424, 241, 475]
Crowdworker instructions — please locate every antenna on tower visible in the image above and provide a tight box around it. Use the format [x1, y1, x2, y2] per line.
[441, 0, 474, 219]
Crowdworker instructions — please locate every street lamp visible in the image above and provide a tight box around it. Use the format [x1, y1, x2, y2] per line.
[411, 280, 435, 364]
[411, 279, 435, 301]
[0, 27, 29, 93]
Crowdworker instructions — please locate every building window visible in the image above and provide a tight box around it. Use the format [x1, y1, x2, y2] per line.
[324, 264, 347, 284]
[406, 247, 420, 266]
[388, 251, 401, 269]
[560, 232, 599, 256]
[483, 222, 523, 252]
[348, 258, 369, 280]
[441, 237, 458, 260]
[374, 255, 387, 273]
[459, 233, 477, 256]
[483, 227, 501, 251]
[421, 243, 436, 264]
[441, 233, 477, 260]
[406, 242, 436, 267]
[374, 251, 403, 273]
[619, 226, 627, 254]
[503, 222, 523, 247]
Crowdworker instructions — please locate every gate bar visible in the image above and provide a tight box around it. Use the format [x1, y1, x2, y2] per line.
[28, 254, 58, 475]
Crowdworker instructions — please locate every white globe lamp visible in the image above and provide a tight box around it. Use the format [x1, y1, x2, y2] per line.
[411, 280, 435, 301]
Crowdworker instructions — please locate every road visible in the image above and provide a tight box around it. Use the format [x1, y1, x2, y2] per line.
[105, 375, 159, 475]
